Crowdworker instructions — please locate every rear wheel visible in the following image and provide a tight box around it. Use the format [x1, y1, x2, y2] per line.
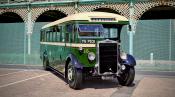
[43, 58, 49, 71]
[67, 62, 82, 89]
[117, 67, 135, 86]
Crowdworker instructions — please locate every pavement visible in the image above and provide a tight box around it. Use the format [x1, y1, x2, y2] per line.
[0, 66, 175, 97]
[131, 77, 175, 97]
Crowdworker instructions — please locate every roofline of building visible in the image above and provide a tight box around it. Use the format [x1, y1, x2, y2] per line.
[0, 0, 129, 8]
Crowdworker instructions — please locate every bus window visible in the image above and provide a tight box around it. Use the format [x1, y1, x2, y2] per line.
[43, 31, 46, 42]
[46, 32, 49, 42]
[103, 24, 119, 39]
[65, 32, 69, 42]
[67, 24, 73, 32]
[52, 32, 55, 42]
[60, 26, 64, 42]
[40, 30, 44, 42]
[61, 32, 64, 42]
[66, 24, 75, 42]
[54, 26, 61, 42]
[78, 24, 104, 38]
[72, 25, 76, 42]
[56, 32, 61, 42]
[49, 32, 52, 42]
[44, 31, 47, 42]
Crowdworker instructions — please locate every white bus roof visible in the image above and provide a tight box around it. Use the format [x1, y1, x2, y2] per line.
[42, 12, 128, 29]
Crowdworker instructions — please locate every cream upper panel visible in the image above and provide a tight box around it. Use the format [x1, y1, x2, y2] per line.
[42, 12, 128, 29]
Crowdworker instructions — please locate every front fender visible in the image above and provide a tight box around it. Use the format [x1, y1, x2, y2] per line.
[122, 54, 136, 66]
[67, 54, 83, 69]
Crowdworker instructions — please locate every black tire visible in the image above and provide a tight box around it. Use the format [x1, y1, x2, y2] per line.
[117, 67, 135, 86]
[67, 62, 82, 89]
[43, 58, 50, 71]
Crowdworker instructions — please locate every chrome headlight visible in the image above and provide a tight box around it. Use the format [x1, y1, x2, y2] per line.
[88, 52, 95, 61]
[120, 52, 127, 60]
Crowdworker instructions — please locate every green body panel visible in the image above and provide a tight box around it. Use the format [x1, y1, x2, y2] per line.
[71, 47, 96, 67]
[40, 43, 97, 68]
[41, 43, 70, 73]
[40, 43, 96, 75]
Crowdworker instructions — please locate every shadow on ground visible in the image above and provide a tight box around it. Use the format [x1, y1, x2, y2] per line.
[51, 69, 136, 90]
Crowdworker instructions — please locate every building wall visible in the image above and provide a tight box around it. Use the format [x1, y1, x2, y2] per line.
[0, 0, 175, 66]
[0, 23, 25, 64]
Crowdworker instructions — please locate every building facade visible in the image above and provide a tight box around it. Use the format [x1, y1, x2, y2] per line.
[0, 0, 175, 70]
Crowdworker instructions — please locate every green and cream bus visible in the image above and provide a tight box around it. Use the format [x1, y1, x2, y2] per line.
[40, 12, 136, 89]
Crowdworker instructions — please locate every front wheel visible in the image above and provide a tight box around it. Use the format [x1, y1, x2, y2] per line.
[67, 62, 82, 89]
[117, 67, 135, 86]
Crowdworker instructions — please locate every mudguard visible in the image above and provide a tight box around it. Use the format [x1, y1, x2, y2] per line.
[122, 54, 136, 66]
[67, 54, 83, 70]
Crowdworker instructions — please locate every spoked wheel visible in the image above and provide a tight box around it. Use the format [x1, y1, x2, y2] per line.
[43, 58, 49, 71]
[67, 62, 82, 89]
[117, 67, 135, 86]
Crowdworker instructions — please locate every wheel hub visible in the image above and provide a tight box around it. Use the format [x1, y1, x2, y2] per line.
[68, 67, 73, 81]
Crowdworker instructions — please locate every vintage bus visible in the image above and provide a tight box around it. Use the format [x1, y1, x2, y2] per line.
[40, 12, 136, 89]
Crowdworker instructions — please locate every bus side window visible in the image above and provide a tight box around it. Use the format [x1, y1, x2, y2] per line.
[60, 26, 64, 42]
[65, 32, 69, 42]
[46, 32, 49, 42]
[49, 31, 52, 42]
[54, 26, 61, 42]
[40, 30, 43, 42]
[66, 24, 74, 42]
[52, 26, 56, 42]
[61, 32, 65, 42]
[50, 27, 54, 42]
[52, 32, 55, 42]
[56, 32, 60, 42]
[43, 31, 46, 42]
[72, 25, 76, 42]
[45, 32, 47, 42]
[71, 24, 76, 42]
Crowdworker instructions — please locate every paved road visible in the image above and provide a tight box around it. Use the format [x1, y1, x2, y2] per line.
[0, 67, 174, 97]
[0, 68, 120, 97]
[132, 77, 175, 97]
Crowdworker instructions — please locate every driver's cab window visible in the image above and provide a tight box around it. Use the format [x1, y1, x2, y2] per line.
[104, 27, 118, 38]
[103, 24, 121, 39]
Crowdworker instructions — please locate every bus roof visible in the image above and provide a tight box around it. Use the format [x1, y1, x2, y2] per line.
[42, 12, 128, 29]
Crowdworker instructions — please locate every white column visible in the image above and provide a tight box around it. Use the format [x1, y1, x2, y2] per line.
[74, 0, 79, 13]
[128, 1, 135, 55]
[129, 30, 134, 55]
[27, 6, 32, 55]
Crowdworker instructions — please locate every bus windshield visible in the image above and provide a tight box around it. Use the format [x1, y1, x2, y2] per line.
[78, 24, 119, 38]
[78, 24, 104, 38]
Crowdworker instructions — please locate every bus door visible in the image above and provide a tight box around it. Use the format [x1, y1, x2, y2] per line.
[53, 25, 66, 73]
[51, 26, 62, 67]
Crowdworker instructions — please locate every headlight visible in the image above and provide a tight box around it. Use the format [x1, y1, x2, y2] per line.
[120, 52, 127, 60]
[88, 52, 95, 61]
